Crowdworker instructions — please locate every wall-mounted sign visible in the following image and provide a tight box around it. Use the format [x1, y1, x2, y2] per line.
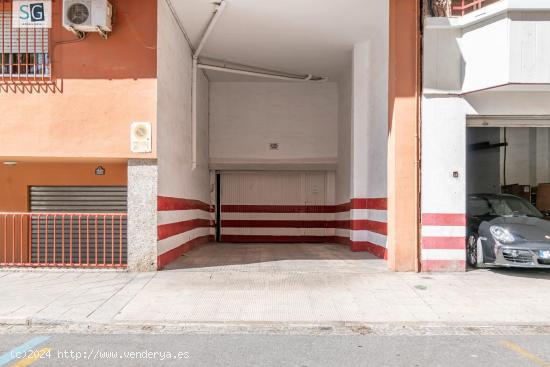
[12, 1, 52, 29]
[130, 122, 152, 153]
[95, 166, 106, 176]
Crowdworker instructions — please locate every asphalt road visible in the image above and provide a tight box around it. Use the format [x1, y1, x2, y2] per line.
[1, 333, 550, 366]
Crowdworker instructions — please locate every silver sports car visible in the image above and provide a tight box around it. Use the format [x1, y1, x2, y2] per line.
[467, 193, 550, 268]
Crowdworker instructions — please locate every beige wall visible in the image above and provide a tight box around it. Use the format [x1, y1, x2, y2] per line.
[0, 79, 157, 159]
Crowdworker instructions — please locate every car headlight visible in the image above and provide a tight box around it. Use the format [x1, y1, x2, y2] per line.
[490, 226, 515, 243]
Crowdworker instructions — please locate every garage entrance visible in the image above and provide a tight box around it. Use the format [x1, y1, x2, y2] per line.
[162, 169, 389, 272]
[153, 0, 394, 270]
[467, 117, 550, 209]
[466, 116, 550, 268]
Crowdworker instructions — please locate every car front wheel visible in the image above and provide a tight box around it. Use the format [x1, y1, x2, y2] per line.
[467, 233, 480, 267]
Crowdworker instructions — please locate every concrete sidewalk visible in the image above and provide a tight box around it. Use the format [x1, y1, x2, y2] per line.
[2, 243, 550, 333]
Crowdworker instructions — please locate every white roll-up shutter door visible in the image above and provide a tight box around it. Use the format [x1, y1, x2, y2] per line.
[220, 171, 330, 242]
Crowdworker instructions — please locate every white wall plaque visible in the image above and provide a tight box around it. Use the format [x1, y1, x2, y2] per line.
[130, 122, 152, 153]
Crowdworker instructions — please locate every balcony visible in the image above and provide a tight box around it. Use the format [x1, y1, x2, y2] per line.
[452, 0, 501, 16]
[423, 0, 550, 95]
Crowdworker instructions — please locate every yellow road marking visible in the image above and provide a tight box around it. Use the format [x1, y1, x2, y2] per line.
[10, 347, 51, 367]
[500, 340, 550, 367]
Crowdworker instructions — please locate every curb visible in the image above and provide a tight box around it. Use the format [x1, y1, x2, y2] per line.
[3, 318, 550, 336]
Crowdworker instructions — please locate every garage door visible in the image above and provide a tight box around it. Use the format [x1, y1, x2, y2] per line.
[29, 186, 127, 265]
[219, 171, 334, 243]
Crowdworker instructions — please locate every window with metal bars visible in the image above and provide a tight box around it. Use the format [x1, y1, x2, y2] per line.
[1, 10, 51, 80]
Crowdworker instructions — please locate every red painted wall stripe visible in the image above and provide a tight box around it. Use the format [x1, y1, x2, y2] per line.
[422, 213, 466, 226]
[221, 235, 337, 243]
[221, 220, 350, 229]
[333, 202, 353, 212]
[158, 219, 213, 240]
[422, 237, 466, 249]
[157, 235, 213, 269]
[221, 204, 349, 214]
[158, 196, 213, 212]
[350, 198, 387, 210]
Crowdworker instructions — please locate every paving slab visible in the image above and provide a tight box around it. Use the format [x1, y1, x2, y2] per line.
[1, 243, 550, 333]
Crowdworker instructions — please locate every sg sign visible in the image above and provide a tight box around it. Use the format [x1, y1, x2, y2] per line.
[12, 1, 52, 28]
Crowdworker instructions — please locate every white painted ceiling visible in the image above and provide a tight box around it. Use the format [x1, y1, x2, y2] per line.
[168, 0, 388, 81]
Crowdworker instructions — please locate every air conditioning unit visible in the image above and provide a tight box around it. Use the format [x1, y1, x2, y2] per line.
[63, 0, 112, 38]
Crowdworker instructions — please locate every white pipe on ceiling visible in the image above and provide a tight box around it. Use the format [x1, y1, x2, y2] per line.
[194, 1, 227, 60]
[198, 63, 328, 82]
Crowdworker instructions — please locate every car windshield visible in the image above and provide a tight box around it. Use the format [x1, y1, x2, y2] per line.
[468, 195, 543, 218]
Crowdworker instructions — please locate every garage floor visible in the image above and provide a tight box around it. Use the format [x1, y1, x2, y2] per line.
[164, 243, 387, 273]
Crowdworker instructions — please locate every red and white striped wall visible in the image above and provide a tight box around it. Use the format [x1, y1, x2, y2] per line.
[421, 213, 466, 272]
[334, 198, 388, 258]
[220, 198, 388, 259]
[157, 196, 214, 269]
[349, 198, 387, 258]
[220, 203, 347, 243]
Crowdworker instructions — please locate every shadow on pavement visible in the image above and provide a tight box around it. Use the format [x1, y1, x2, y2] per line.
[164, 242, 385, 272]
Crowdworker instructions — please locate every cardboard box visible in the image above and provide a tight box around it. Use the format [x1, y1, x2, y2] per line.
[501, 184, 530, 201]
[537, 184, 550, 212]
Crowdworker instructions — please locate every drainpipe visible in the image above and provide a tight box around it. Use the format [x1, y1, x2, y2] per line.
[192, 0, 227, 169]
[197, 63, 328, 82]
[192, 58, 198, 169]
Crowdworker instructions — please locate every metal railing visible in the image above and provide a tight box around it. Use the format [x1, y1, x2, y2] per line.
[0, 213, 127, 268]
[452, 0, 501, 16]
[1, 0, 52, 83]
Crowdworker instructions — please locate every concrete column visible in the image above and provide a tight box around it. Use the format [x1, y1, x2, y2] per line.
[387, 0, 421, 272]
[351, 41, 388, 199]
[127, 159, 158, 271]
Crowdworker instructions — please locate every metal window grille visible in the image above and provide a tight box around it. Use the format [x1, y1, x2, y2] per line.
[1, 4, 51, 82]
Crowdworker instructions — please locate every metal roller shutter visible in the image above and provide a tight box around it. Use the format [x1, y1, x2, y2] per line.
[29, 186, 127, 265]
[30, 186, 127, 212]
